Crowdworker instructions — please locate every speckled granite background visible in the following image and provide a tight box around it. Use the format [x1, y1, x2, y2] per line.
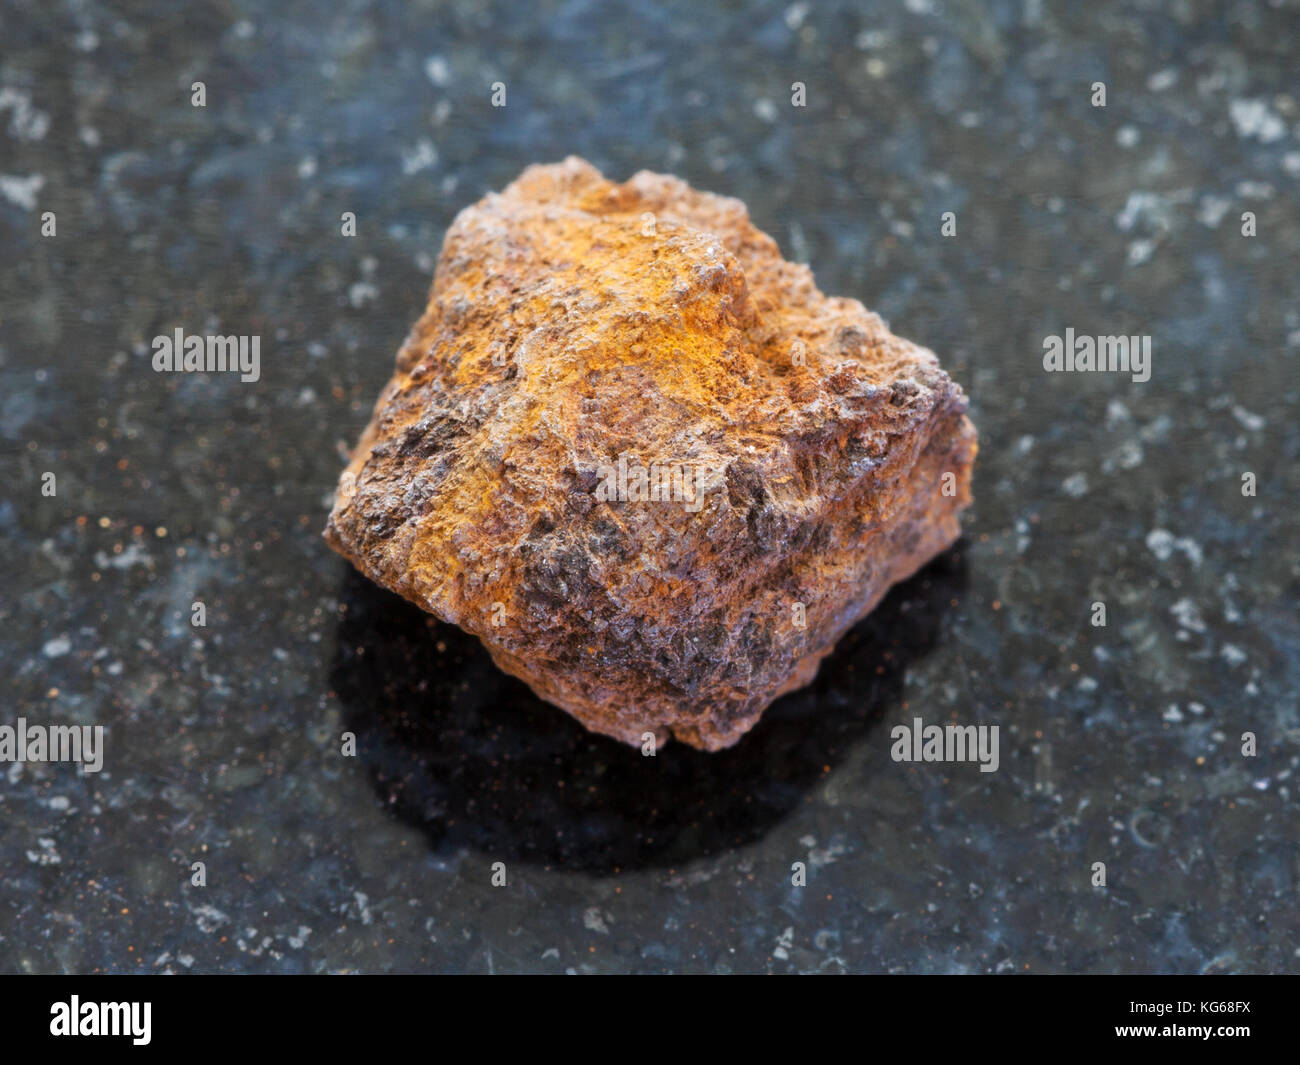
[2, 0, 1297, 974]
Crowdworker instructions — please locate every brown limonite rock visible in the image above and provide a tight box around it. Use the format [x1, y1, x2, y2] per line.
[326, 157, 977, 751]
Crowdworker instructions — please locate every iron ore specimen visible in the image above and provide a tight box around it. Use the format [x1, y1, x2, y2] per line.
[325, 157, 977, 750]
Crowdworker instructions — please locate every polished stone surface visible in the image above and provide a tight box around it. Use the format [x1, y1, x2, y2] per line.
[1, 0, 1296, 973]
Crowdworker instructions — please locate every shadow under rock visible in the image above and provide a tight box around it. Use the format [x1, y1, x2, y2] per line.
[330, 545, 968, 875]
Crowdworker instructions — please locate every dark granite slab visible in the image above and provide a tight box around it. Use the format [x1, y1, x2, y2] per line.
[1, 0, 1296, 973]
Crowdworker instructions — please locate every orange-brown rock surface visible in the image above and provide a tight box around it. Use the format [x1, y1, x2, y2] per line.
[325, 157, 977, 750]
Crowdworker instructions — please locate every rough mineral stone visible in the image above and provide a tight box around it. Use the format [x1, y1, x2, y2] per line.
[325, 157, 977, 751]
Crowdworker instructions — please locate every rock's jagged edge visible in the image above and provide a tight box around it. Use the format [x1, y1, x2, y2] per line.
[326, 156, 977, 751]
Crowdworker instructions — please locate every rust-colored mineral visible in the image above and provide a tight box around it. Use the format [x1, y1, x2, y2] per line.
[325, 157, 977, 750]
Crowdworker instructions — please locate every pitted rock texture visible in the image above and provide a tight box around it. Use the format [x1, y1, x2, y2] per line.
[325, 157, 977, 750]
